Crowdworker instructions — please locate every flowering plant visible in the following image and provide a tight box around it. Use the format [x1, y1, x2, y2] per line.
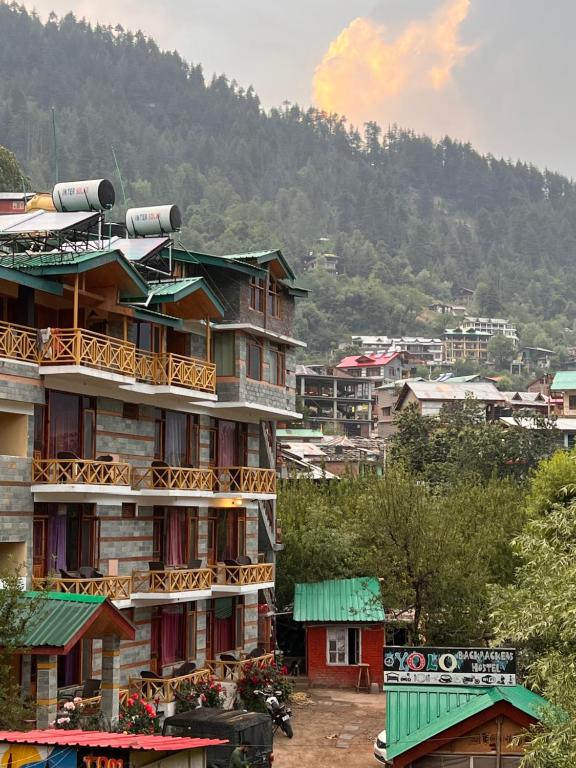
[236, 660, 292, 712]
[117, 693, 159, 734]
[175, 676, 224, 712]
[53, 697, 83, 729]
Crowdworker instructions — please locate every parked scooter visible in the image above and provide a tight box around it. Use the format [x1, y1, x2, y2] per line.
[254, 688, 293, 738]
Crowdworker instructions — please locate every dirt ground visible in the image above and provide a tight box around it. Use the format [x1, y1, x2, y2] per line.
[272, 687, 385, 768]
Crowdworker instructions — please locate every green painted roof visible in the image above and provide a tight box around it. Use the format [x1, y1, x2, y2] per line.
[23, 592, 105, 649]
[277, 428, 323, 438]
[124, 277, 225, 317]
[293, 577, 385, 623]
[172, 247, 295, 280]
[0, 264, 63, 296]
[448, 374, 482, 383]
[385, 684, 549, 760]
[551, 371, 576, 391]
[132, 307, 184, 330]
[171, 248, 266, 278]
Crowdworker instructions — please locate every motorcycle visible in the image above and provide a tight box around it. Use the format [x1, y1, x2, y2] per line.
[254, 688, 293, 739]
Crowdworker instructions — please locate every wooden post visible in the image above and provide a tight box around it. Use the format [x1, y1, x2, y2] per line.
[73, 273, 79, 329]
[206, 317, 212, 362]
[123, 316, 128, 342]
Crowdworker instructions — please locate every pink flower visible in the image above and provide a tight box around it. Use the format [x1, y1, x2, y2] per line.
[200, 693, 206, 702]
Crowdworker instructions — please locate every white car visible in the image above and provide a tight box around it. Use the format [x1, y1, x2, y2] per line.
[374, 729, 390, 764]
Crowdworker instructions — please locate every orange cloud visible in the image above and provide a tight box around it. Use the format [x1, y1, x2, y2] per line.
[313, 0, 473, 128]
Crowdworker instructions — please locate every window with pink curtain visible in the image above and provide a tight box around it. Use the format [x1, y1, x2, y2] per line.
[165, 509, 186, 566]
[48, 392, 80, 457]
[161, 605, 185, 665]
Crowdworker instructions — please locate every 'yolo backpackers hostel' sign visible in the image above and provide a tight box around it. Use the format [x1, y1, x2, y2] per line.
[384, 646, 516, 687]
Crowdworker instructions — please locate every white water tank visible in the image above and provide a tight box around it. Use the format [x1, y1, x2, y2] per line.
[52, 179, 115, 212]
[125, 204, 182, 236]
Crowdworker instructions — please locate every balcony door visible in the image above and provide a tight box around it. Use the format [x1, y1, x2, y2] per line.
[155, 410, 199, 467]
[217, 420, 247, 467]
[40, 391, 95, 460]
[214, 597, 244, 654]
[153, 507, 198, 567]
[207, 508, 246, 564]
[33, 503, 97, 577]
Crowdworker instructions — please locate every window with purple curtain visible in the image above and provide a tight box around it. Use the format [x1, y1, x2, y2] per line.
[48, 392, 80, 458]
[161, 605, 185, 665]
[47, 513, 67, 573]
[165, 509, 186, 566]
[165, 411, 187, 466]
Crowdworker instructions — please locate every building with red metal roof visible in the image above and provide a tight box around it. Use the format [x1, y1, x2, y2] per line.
[0, 730, 226, 751]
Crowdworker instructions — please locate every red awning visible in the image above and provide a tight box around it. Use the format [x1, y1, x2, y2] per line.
[0, 730, 227, 751]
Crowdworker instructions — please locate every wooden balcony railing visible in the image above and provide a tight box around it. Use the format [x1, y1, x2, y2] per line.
[214, 467, 276, 494]
[32, 458, 132, 486]
[0, 319, 39, 363]
[214, 562, 274, 586]
[129, 668, 212, 703]
[132, 567, 213, 594]
[156, 352, 216, 393]
[206, 653, 275, 682]
[135, 466, 215, 492]
[32, 575, 132, 601]
[41, 328, 136, 375]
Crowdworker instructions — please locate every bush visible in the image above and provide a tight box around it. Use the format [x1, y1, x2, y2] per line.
[175, 677, 224, 712]
[53, 697, 84, 729]
[117, 694, 159, 734]
[236, 661, 292, 712]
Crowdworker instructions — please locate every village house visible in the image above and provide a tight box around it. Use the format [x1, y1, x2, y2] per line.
[0, 179, 305, 727]
[443, 327, 492, 363]
[395, 381, 505, 418]
[462, 316, 519, 342]
[293, 577, 385, 688]
[347, 336, 443, 365]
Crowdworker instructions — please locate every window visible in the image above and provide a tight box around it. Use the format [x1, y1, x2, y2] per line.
[46, 392, 96, 459]
[160, 605, 186, 665]
[121, 503, 136, 519]
[154, 410, 199, 466]
[269, 346, 285, 386]
[327, 627, 360, 665]
[267, 278, 280, 318]
[214, 332, 235, 377]
[187, 604, 197, 659]
[249, 277, 265, 312]
[569, 395, 576, 411]
[247, 342, 263, 380]
[123, 403, 139, 421]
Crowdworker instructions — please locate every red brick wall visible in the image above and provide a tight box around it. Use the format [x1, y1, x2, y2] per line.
[305, 624, 384, 687]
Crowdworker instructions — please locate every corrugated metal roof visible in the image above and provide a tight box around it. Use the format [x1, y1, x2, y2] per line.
[385, 684, 548, 760]
[24, 592, 105, 648]
[124, 277, 225, 317]
[401, 381, 504, 402]
[551, 371, 576, 391]
[293, 577, 385, 623]
[0, 729, 226, 751]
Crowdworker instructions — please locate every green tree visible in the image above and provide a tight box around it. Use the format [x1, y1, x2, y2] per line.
[0, 145, 25, 191]
[488, 334, 517, 369]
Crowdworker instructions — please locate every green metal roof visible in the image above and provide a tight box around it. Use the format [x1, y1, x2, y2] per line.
[18, 249, 149, 296]
[448, 374, 483, 383]
[171, 248, 266, 278]
[385, 684, 549, 760]
[293, 577, 385, 623]
[279, 278, 309, 297]
[132, 306, 184, 330]
[277, 428, 323, 438]
[172, 247, 295, 280]
[551, 371, 576, 391]
[124, 277, 225, 317]
[23, 592, 105, 649]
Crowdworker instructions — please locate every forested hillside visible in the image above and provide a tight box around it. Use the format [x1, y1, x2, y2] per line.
[2, 2, 576, 357]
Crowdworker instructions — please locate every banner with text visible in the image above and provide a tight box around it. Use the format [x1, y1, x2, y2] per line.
[383, 646, 516, 687]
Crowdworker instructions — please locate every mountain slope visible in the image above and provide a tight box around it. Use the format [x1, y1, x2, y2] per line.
[1, 2, 576, 359]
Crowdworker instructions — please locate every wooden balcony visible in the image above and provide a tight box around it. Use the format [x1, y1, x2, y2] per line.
[0, 319, 39, 363]
[135, 466, 214, 492]
[41, 328, 136, 375]
[32, 575, 132, 601]
[32, 458, 132, 486]
[128, 668, 212, 703]
[214, 467, 276, 495]
[156, 353, 216, 393]
[214, 562, 274, 587]
[131, 567, 213, 595]
[206, 653, 275, 682]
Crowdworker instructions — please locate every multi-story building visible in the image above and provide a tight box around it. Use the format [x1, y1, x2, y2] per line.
[443, 327, 492, 363]
[462, 316, 518, 342]
[296, 364, 372, 437]
[0, 181, 303, 725]
[346, 336, 443, 365]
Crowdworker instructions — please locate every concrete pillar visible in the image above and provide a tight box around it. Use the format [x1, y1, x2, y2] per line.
[36, 654, 58, 729]
[101, 635, 121, 726]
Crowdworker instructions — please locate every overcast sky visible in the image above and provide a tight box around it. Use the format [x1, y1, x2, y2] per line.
[23, 0, 576, 176]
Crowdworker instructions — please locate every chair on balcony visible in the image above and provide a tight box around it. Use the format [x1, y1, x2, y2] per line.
[95, 454, 114, 463]
[78, 566, 103, 579]
[175, 661, 197, 677]
[187, 559, 203, 570]
[61, 677, 101, 703]
[236, 555, 252, 566]
[140, 670, 161, 680]
[248, 646, 266, 659]
[59, 568, 81, 579]
[149, 561, 165, 570]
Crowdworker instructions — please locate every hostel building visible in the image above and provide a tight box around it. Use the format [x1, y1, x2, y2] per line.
[0, 181, 304, 724]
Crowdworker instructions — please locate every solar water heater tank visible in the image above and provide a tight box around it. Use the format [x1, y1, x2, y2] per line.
[125, 204, 182, 236]
[52, 179, 116, 212]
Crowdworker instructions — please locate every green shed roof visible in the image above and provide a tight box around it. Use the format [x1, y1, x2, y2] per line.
[551, 371, 576, 391]
[21, 592, 135, 654]
[0, 264, 63, 296]
[277, 428, 323, 439]
[293, 577, 385, 623]
[385, 684, 549, 761]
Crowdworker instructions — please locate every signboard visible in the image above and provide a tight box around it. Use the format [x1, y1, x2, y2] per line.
[384, 646, 516, 687]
